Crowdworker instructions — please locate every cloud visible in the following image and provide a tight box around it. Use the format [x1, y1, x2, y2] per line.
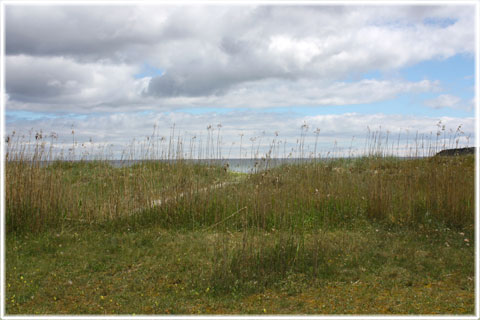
[5, 6, 170, 60]
[144, 78, 439, 110]
[141, 5, 473, 98]
[5, 110, 474, 158]
[470, 97, 476, 110]
[4, 4, 475, 111]
[5, 55, 151, 111]
[5, 53, 439, 113]
[424, 94, 473, 111]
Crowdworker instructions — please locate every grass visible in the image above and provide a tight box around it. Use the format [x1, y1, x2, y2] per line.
[6, 159, 236, 233]
[4, 128, 476, 315]
[6, 224, 474, 314]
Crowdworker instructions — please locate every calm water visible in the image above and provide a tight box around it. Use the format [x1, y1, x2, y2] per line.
[108, 157, 423, 173]
[27, 157, 421, 174]
[108, 158, 317, 173]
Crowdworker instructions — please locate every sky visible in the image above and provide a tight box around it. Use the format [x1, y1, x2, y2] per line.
[3, 3, 478, 159]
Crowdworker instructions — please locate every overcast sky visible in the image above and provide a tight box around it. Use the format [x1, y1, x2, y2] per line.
[3, 3, 477, 159]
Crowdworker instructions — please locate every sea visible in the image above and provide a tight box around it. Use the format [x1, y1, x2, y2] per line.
[107, 158, 316, 174]
[19, 156, 422, 174]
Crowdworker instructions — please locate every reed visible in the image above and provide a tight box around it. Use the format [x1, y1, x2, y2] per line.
[5, 123, 474, 235]
[5, 130, 231, 233]
[4, 124, 475, 314]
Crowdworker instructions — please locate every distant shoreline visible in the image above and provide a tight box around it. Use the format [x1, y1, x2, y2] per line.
[8, 156, 438, 173]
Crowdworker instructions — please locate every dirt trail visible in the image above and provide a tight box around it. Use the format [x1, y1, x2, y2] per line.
[149, 180, 238, 208]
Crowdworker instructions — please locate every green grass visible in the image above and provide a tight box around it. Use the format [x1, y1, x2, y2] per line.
[6, 159, 237, 233]
[4, 132, 475, 315]
[6, 223, 474, 314]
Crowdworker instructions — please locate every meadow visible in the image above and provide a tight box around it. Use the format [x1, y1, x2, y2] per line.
[4, 127, 475, 315]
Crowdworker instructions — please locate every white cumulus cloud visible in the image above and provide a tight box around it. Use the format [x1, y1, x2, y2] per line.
[4, 4, 475, 112]
[424, 94, 473, 111]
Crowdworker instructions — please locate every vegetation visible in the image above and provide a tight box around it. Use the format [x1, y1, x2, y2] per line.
[4, 128, 475, 315]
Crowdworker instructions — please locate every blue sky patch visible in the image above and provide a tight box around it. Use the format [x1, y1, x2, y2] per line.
[423, 17, 457, 28]
[134, 63, 164, 79]
[6, 110, 88, 122]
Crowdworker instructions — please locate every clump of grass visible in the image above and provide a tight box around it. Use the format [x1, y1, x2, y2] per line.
[5, 131, 232, 233]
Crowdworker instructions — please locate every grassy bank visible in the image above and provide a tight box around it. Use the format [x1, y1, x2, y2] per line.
[4, 133, 475, 315]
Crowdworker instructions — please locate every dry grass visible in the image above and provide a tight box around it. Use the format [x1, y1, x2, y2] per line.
[4, 125, 475, 315]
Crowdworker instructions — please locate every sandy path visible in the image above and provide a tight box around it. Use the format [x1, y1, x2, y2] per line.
[149, 180, 238, 208]
[129, 180, 241, 215]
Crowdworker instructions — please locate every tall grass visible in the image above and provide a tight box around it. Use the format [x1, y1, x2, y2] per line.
[5, 130, 231, 233]
[6, 125, 474, 230]
[5, 125, 475, 292]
